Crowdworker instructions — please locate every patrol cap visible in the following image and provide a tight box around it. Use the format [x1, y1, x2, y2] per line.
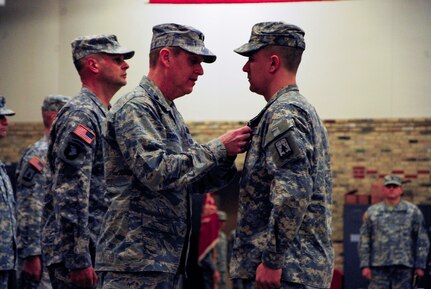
[0, 96, 15, 116]
[150, 23, 217, 63]
[71, 34, 135, 62]
[217, 211, 227, 221]
[384, 175, 402, 187]
[235, 22, 306, 56]
[42, 95, 71, 112]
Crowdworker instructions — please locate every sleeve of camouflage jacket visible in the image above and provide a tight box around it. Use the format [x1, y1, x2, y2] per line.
[16, 148, 45, 258]
[260, 113, 314, 269]
[51, 111, 97, 270]
[358, 211, 371, 268]
[114, 102, 232, 192]
[413, 208, 430, 269]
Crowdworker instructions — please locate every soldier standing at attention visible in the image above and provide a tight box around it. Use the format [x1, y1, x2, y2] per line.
[229, 22, 334, 289]
[95, 23, 252, 289]
[16, 95, 70, 289]
[359, 175, 430, 289]
[42, 34, 134, 289]
[0, 96, 16, 289]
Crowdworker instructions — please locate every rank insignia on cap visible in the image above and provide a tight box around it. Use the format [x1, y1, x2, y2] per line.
[28, 157, 44, 172]
[73, 124, 95, 145]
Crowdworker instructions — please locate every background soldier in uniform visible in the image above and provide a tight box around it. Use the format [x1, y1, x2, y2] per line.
[0, 96, 17, 289]
[42, 35, 134, 289]
[215, 211, 228, 289]
[95, 23, 251, 289]
[359, 175, 430, 289]
[230, 22, 334, 289]
[16, 95, 70, 289]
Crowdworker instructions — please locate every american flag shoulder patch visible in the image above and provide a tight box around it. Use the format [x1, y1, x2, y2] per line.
[73, 124, 96, 145]
[28, 157, 44, 172]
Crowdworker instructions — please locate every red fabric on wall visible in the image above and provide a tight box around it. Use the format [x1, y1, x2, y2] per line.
[150, 0, 327, 4]
[198, 193, 220, 263]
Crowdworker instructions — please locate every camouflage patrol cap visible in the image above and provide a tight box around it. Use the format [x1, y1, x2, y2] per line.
[235, 22, 306, 56]
[217, 211, 227, 221]
[71, 34, 135, 62]
[384, 175, 402, 187]
[150, 23, 216, 63]
[42, 95, 71, 112]
[0, 96, 15, 116]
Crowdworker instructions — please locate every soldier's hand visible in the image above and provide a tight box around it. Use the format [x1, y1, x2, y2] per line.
[68, 266, 98, 288]
[415, 268, 425, 277]
[255, 263, 282, 289]
[219, 126, 252, 156]
[361, 267, 372, 280]
[22, 255, 42, 282]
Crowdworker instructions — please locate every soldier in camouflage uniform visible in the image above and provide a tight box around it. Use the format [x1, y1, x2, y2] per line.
[359, 175, 430, 289]
[230, 22, 334, 289]
[216, 211, 228, 289]
[0, 96, 17, 289]
[16, 95, 70, 289]
[41, 35, 134, 289]
[95, 23, 252, 289]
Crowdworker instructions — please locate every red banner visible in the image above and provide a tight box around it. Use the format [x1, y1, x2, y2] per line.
[150, 0, 326, 3]
[198, 193, 220, 263]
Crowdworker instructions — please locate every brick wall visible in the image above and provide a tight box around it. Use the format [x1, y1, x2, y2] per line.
[1, 118, 430, 272]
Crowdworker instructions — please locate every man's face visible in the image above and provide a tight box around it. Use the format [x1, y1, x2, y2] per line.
[383, 184, 403, 201]
[0, 116, 9, 138]
[97, 54, 130, 88]
[168, 49, 204, 99]
[242, 49, 270, 97]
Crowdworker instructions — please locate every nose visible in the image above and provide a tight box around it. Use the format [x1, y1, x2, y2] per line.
[195, 63, 204, 75]
[123, 61, 130, 70]
[243, 62, 249, 72]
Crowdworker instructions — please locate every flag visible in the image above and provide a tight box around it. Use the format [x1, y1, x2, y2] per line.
[73, 124, 95, 145]
[198, 192, 220, 263]
[28, 157, 44, 172]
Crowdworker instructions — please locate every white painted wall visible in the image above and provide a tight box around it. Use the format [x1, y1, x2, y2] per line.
[1, 0, 430, 122]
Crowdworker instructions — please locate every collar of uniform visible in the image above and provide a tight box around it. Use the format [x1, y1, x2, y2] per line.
[80, 86, 109, 115]
[248, 84, 300, 127]
[383, 200, 407, 211]
[267, 84, 299, 104]
[138, 76, 173, 113]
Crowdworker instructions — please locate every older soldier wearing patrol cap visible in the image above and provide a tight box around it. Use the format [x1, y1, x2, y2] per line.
[95, 23, 251, 289]
[230, 22, 334, 289]
[41, 34, 134, 289]
[359, 175, 430, 289]
[16, 95, 71, 289]
[0, 96, 17, 289]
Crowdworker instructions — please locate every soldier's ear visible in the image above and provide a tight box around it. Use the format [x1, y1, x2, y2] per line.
[159, 48, 171, 68]
[269, 55, 280, 73]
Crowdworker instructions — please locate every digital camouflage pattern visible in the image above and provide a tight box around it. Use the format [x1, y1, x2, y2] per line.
[16, 138, 48, 259]
[71, 34, 134, 62]
[151, 23, 216, 63]
[96, 76, 237, 273]
[367, 267, 413, 289]
[0, 95, 15, 116]
[216, 231, 228, 289]
[16, 137, 52, 289]
[42, 95, 71, 112]
[359, 200, 430, 269]
[42, 87, 108, 270]
[98, 271, 184, 289]
[234, 22, 305, 57]
[230, 85, 334, 288]
[0, 161, 16, 270]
